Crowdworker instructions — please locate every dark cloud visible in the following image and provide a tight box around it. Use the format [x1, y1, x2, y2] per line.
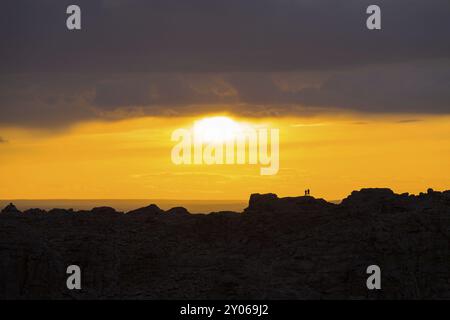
[93, 74, 237, 109]
[293, 62, 450, 113]
[0, 74, 96, 127]
[0, 1, 449, 127]
[0, 0, 449, 72]
[92, 61, 450, 115]
[1, 61, 449, 128]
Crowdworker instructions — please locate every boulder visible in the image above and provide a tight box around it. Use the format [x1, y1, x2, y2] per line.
[127, 204, 163, 216]
[341, 188, 395, 207]
[245, 193, 278, 213]
[23, 208, 47, 215]
[166, 207, 190, 216]
[91, 206, 121, 216]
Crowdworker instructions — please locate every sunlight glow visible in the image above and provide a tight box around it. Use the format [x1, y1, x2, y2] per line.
[193, 116, 243, 143]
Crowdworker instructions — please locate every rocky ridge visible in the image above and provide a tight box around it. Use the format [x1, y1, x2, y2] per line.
[0, 188, 449, 299]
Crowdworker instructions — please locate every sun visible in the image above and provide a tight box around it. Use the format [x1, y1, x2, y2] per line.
[193, 116, 242, 143]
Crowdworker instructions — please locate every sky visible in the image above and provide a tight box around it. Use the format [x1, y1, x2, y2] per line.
[0, 0, 449, 201]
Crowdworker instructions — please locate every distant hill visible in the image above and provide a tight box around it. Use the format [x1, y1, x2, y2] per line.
[0, 199, 248, 213]
[0, 188, 449, 299]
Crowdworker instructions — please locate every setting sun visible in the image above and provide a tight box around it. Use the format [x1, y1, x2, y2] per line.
[193, 116, 243, 144]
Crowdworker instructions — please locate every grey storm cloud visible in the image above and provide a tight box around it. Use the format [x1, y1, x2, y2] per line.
[0, 0, 449, 127]
[1, 0, 449, 73]
[291, 62, 450, 113]
[1, 61, 449, 128]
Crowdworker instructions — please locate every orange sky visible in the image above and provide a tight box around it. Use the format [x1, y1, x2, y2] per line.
[0, 114, 449, 200]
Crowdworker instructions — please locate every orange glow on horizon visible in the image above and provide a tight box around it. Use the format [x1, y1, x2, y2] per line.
[0, 114, 449, 201]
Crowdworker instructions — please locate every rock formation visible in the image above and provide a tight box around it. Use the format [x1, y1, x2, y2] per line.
[1, 203, 21, 214]
[0, 188, 449, 299]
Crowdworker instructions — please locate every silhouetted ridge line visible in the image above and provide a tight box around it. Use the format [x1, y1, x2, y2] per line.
[2, 188, 448, 216]
[1, 187, 450, 299]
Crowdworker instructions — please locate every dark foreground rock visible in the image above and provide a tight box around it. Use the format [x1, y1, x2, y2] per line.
[0, 188, 449, 299]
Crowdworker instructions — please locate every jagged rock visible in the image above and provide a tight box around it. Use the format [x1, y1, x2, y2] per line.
[245, 193, 279, 213]
[47, 208, 73, 215]
[23, 208, 47, 215]
[127, 204, 163, 216]
[166, 207, 190, 216]
[1, 203, 21, 214]
[245, 193, 333, 214]
[0, 188, 449, 299]
[341, 188, 395, 205]
[91, 206, 121, 216]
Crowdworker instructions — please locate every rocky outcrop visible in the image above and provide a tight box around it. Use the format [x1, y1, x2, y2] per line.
[166, 207, 190, 216]
[0, 188, 449, 299]
[23, 208, 47, 215]
[245, 193, 334, 214]
[91, 206, 122, 216]
[1, 203, 21, 214]
[127, 204, 164, 216]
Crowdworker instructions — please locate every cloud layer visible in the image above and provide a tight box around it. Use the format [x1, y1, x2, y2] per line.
[1, 0, 449, 73]
[0, 0, 449, 127]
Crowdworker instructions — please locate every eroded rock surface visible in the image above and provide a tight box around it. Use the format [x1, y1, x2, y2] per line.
[1, 188, 449, 299]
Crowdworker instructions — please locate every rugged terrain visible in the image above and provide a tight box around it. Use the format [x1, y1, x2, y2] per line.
[0, 188, 449, 299]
